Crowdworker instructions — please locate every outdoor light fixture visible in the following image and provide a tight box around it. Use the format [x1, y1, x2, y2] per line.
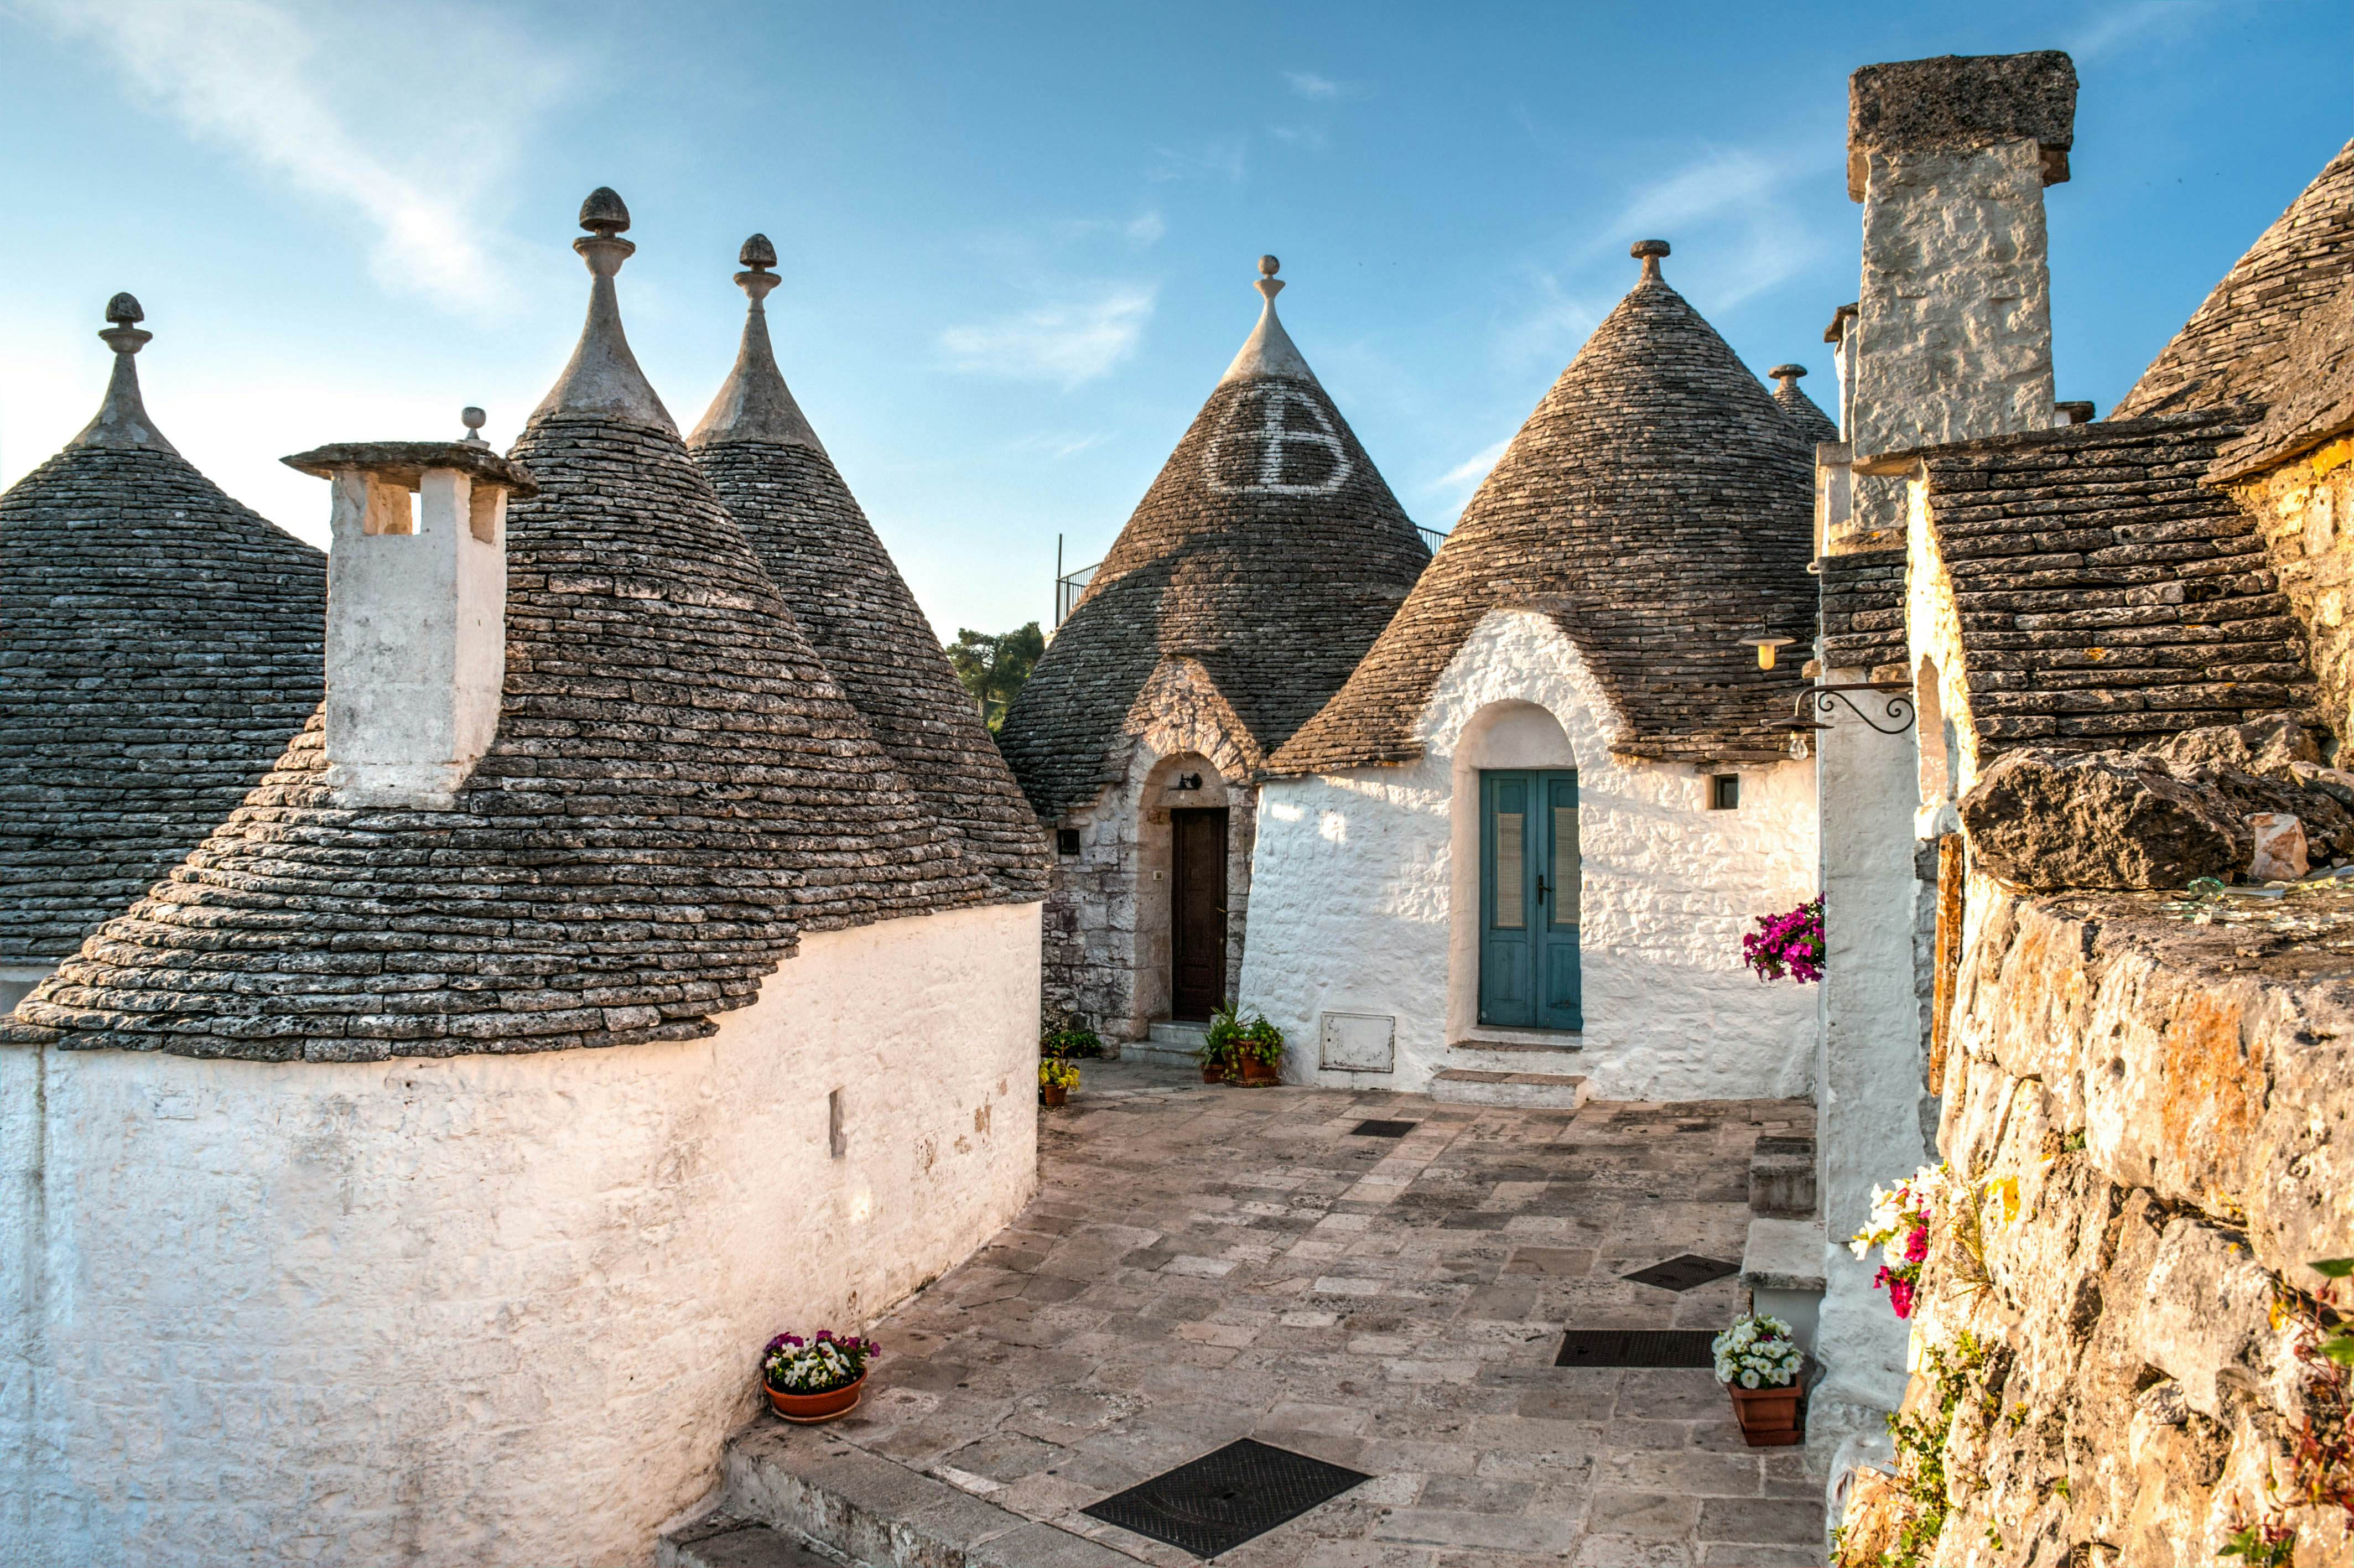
[1738, 631, 1797, 671]
[1774, 682, 1918, 735]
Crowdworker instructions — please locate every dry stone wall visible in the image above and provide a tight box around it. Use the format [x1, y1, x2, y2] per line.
[2228, 437, 2354, 749]
[1838, 885, 2354, 1566]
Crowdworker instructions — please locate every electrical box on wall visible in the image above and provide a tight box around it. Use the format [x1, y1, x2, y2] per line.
[1319, 1011, 1396, 1073]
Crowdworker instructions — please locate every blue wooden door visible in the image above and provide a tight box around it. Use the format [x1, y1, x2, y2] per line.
[1478, 770, 1581, 1030]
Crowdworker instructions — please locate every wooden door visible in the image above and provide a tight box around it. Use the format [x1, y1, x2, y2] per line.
[1478, 770, 1581, 1030]
[1170, 807, 1228, 1020]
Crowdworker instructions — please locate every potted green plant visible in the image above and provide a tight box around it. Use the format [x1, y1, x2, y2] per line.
[1039, 1056, 1079, 1107]
[1234, 1012, 1285, 1086]
[761, 1330, 879, 1424]
[1040, 1016, 1104, 1060]
[1712, 1313, 1806, 1445]
[1198, 1001, 1244, 1082]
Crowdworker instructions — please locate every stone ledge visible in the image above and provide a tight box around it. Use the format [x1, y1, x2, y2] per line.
[710, 1424, 1151, 1568]
[1742, 1217, 1828, 1293]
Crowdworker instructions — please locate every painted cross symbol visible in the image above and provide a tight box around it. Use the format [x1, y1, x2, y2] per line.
[1202, 385, 1354, 496]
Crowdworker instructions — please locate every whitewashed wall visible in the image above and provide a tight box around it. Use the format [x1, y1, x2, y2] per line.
[1237, 610, 1818, 1100]
[0, 900, 1041, 1568]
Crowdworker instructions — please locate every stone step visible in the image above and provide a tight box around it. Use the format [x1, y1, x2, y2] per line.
[1427, 1067, 1589, 1109]
[679, 1424, 1152, 1568]
[1446, 1036, 1584, 1076]
[1127, 1019, 1209, 1070]
[1749, 1135, 1817, 1217]
[659, 1512, 840, 1567]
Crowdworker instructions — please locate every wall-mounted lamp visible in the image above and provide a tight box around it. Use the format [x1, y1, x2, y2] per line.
[1170, 772, 1203, 792]
[1738, 631, 1797, 671]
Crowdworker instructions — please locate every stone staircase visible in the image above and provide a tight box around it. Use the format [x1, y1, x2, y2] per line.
[658, 1425, 1151, 1567]
[1122, 1018, 1208, 1071]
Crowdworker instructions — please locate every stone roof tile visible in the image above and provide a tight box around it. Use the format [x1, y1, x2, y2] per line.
[690, 241, 1049, 901]
[996, 259, 1430, 817]
[0, 308, 326, 968]
[2114, 139, 2354, 419]
[1271, 242, 1817, 773]
[6, 198, 990, 1060]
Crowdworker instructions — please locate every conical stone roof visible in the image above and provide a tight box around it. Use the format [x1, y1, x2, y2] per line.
[0, 296, 325, 969]
[2116, 138, 2354, 419]
[997, 258, 1430, 817]
[1273, 241, 1815, 773]
[6, 191, 989, 1061]
[1768, 364, 1839, 445]
[689, 236, 1048, 901]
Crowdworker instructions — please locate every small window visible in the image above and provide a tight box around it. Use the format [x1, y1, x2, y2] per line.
[1056, 827, 1082, 856]
[1709, 774, 1740, 811]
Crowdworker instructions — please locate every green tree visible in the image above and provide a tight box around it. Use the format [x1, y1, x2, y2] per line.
[947, 622, 1043, 731]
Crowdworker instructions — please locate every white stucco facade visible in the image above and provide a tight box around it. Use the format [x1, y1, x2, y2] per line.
[1236, 610, 1819, 1101]
[0, 899, 1040, 1568]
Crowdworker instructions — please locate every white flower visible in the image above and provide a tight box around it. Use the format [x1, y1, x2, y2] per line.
[1740, 1370, 1760, 1388]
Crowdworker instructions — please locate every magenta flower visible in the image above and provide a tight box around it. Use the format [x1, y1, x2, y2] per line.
[1904, 1226, 1929, 1265]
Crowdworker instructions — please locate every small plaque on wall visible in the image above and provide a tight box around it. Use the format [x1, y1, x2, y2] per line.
[1319, 1012, 1396, 1073]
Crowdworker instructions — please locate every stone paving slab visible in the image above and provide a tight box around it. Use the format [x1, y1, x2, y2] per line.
[739, 1063, 1820, 1566]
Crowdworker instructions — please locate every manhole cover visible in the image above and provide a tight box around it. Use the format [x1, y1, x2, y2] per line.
[1555, 1328, 1719, 1368]
[1350, 1119, 1417, 1138]
[1082, 1437, 1370, 1558]
[1622, 1254, 1740, 1292]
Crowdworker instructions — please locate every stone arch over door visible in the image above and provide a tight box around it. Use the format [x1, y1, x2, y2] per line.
[1446, 701, 1578, 1042]
[1135, 750, 1239, 1027]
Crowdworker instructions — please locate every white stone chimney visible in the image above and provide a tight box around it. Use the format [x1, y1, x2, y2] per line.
[1846, 51, 2077, 469]
[283, 417, 537, 808]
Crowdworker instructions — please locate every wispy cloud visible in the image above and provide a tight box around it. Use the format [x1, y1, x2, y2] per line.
[2069, 0, 2216, 60]
[1149, 136, 1249, 183]
[1285, 71, 1350, 100]
[1009, 430, 1112, 461]
[1428, 437, 1511, 515]
[14, 0, 569, 314]
[1270, 124, 1331, 152]
[940, 288, 1157, 388]
[1603, 147, 1830, 308]
[1051, 211, 1166, 248]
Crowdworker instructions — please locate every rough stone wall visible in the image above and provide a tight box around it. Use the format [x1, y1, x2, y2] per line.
[0, 900, 1042, 1568]
[1040, 657, 1255, 1039]
[1238, 609, 1818, 1099]
[1838, 885, 2354, 1565]
[1850, 138, 2059, 535]
[2228, 436, 2354, 747]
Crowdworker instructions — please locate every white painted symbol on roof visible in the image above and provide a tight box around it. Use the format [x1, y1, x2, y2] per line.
[1203, 386, 1353, 496]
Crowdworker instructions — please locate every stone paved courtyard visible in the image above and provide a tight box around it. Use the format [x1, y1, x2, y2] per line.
[817, 1061, 1824, 1566]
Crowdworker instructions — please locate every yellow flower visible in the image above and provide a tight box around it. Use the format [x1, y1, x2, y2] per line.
[1989, 1176, 2020, 1226]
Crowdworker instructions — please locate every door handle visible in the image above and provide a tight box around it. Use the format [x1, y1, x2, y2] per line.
[1536, 875, 1548, 905]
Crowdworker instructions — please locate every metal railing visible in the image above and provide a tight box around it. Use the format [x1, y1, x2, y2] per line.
[1418, 526, 1448, 555]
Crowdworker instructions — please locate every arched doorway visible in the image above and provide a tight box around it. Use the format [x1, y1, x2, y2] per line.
[1448, 702, 1581, 1038]
[1136, 751, 1235, 1024]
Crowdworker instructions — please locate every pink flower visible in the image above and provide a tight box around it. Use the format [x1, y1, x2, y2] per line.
[1888, 1278, 1916, 1319]
[1904, 1226, 1929, 1265]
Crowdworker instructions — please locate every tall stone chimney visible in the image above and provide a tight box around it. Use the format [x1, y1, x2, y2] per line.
[1846, 52, 2077, 470]
[283, 419, 537, 808]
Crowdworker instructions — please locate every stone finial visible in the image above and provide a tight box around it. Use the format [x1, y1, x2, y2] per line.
[1631, 239, 1670, 282]
[533, 187, 674, 430]
[579, 186, 631, 237]
[1768, 364, 1807, 390]
[461, 406, 489, 446]
[688, 230, 823, 451]
[68, 290, 175, 454]
[1221, 253, 1314, 386]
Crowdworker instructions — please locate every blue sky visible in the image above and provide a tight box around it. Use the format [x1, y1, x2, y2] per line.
[1, 1, 2344, 639]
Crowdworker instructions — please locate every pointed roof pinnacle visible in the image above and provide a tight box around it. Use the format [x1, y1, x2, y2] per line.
[67, 290, 178, 454]
[531, 186, 675, 430]
[1767, 364, 1807, 390]
[687, 232, 826, 451]
[1631, 238, 1670, 283]
[1218, 253, 1318, 386]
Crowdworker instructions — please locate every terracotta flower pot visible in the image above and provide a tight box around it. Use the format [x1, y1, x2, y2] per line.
[1199, 1061, 1225, 1083]
[1040, 1084, 1068, 1107]
[1238, 1058, 1278, 1086]
[766, 1372, 865, 1424]
[1726, 1374, 1805, 1446]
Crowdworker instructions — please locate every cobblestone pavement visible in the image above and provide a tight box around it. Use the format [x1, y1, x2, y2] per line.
[833, 1062, 1823, 1567]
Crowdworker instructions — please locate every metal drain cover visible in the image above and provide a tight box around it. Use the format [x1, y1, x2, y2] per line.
[1350, 1119, 1417, 1138]
[1083, 1437, 1370, 1558]
[1555, 1328, 1720, 1368]
[1623, 1253, 1740, 1292]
